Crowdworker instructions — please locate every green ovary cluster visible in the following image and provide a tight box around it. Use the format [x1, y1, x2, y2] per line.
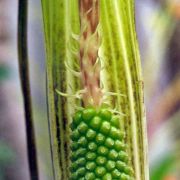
[70, 108, 134, 180]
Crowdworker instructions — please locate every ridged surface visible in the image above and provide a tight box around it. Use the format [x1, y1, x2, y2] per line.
[70, 108, 134, 180]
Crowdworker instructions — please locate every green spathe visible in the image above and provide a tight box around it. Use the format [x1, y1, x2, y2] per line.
[41, 0, 149, 179]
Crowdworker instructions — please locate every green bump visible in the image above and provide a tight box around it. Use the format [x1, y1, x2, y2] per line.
[109, 127, 118, 138]
[70, 172, 78, 180]
[70, 142, 79, 151]
[96, 156, 107, 165]
[99, 109, 111, 120]
[71, 129, 80, 140]
[100, 121, 111, 135]
[102, 173, 112, 180]
[73, 111, 82, 125]
[110, 116, 120, 127]
[76, 158, 86, 166]
[114, 140, 125, 151]
[97, 146, 108, 155]
[85, 172, 96, 180]
[116, 161, 126, 171]
[124, 166, 134, 176]
[106, 160, 115, 171]
[118, 151, 129, 162]
[96, 133, 105, 145]
[86, 161, 96, 171]
[77, 167, 86, 177]
[121, 173, 130, 180]
[88, 142, 97, 151]
[86, 129, 96, 140]
[105, 137, 114, 148]
[116, 131, 125, 140]
[70, 152, 78, 161]
[109, 127, 124, 139]
[70, 162, 78, 172]
[90, 116, 102, 130]
[108, 149, 118, 160]
[70, 122, 76, 131]
[82, 108, 96, 122]
[86, 152, 96, 161]
[79, 178, 85, 180]
[95, 167, 106, 177]
[78, 137, 88, 147]
[78, 122, 88, 134]
[76, 148, 86, 157]
[112, 169, 121, 178]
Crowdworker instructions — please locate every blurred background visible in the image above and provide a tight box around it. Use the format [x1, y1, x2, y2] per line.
[0, 0, 179, 179]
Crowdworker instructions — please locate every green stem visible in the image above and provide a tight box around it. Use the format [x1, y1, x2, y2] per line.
[17, 0, 39, 179]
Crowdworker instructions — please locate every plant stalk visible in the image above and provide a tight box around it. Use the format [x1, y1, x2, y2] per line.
[18, 0, 39, 179]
